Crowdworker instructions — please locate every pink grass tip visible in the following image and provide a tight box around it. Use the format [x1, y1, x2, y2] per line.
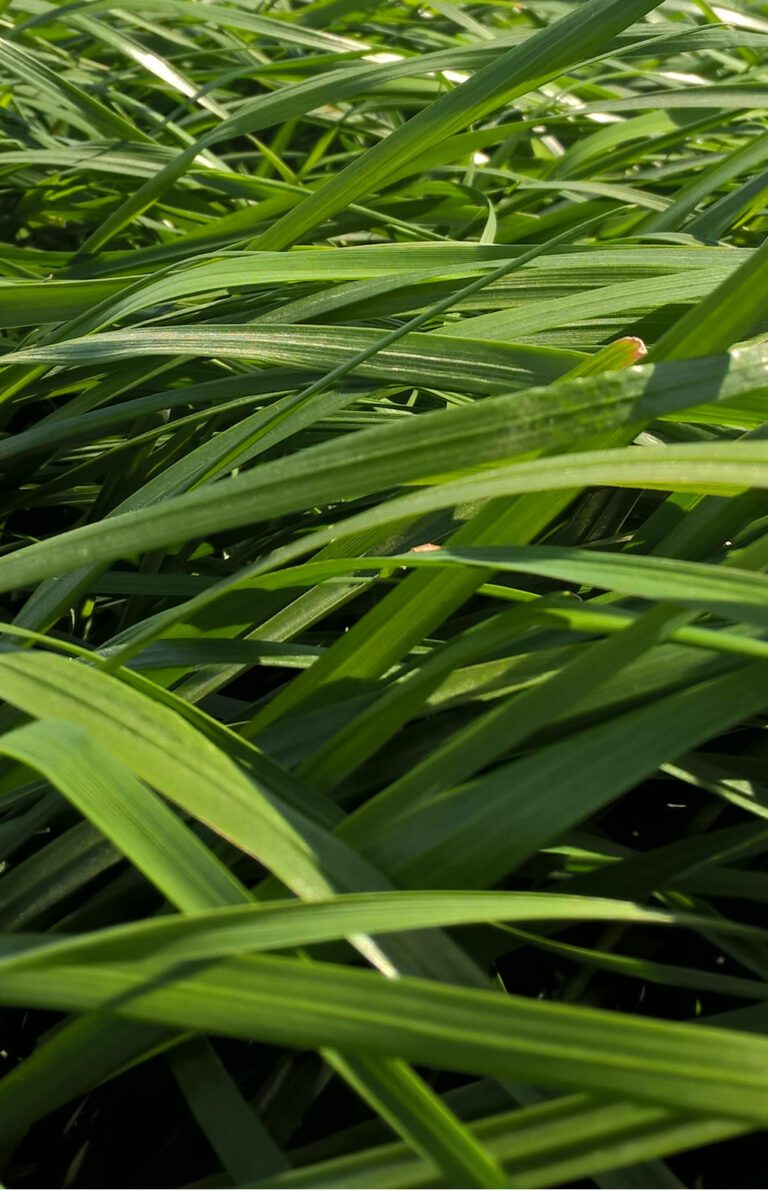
[615, 336, 648, 363]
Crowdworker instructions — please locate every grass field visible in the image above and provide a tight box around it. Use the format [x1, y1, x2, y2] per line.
[2, 0, 768, 1185]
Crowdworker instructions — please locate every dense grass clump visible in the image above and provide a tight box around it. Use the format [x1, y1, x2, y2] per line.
[3, 0, 768, 1185]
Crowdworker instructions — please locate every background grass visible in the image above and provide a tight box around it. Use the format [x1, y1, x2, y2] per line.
[2, 0, 768, 1186]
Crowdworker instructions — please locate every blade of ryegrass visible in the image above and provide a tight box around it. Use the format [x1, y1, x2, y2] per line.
[0, 891, 745, 974]
[5, 952, 768, 1123]
[359, 661, 768, 890]
[251, 0, 667, 250]
[0, 657, 507, 1185]
[650, 233, 768, 360]
[256, 1097, 742, 1190]
[68, 1, 666, 257]
[309, 602, 679, 803]
[169, 1038, 289, 1184]
[0, 719, 251, 912]
[0, 348, 766, 646]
